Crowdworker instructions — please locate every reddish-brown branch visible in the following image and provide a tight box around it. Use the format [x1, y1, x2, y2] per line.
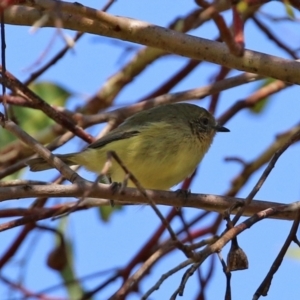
[139, 59, 201, 102]
[196, 0, 244, 55]
[232, 127, 300, 224]
[208, 66, 231, 114]
[0, 67, 93, 143]
[0, 274, 63, 300]
[0, 224, 34, 268]
[232, 6, 245, 49]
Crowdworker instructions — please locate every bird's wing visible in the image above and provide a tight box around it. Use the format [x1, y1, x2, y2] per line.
[88, 130, 140, 149]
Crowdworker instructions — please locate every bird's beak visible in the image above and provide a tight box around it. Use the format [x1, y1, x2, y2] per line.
[215, 124, 230, 132]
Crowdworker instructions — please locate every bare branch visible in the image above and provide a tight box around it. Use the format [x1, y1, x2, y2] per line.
[4, 2, 300, 83]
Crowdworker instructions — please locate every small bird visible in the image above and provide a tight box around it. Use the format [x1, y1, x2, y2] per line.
[27, 103, 229, 190]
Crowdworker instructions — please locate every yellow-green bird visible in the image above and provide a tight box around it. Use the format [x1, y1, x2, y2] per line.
[27, 103, 229, 190]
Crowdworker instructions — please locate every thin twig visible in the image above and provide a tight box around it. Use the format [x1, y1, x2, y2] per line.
[253, 209, 300, 299]
[4, 3, 300, 83]
[0, 113, 82, 183]
[108, 151, 194, 258]
[231, 128, 300, 225]
[0, 67, 93, 143]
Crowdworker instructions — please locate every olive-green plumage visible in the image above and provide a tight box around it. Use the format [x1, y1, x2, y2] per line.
[27, 103, 229, 190]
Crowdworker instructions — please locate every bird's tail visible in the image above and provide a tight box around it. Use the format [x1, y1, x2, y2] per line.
[26, 153, 78, 172]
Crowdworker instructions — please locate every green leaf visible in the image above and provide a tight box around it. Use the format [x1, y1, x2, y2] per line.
[284, 1, 295, 19]
[250, 98, 268, 114]
[1, 170, 25, 181]
[0, 82, 72, 148]
[19, 81, 71, 133]
[249, 78, 275, 114]
[60, 240, 86, 299]
[51, 218, 86, 299]
[29, 81, 71, 106]
[0, 127, 16, 145]
[287, 248, 300, 260]
[99, 205, 123, 222]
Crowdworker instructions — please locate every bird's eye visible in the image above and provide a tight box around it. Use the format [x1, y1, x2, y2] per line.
[201, 117, 209, 126]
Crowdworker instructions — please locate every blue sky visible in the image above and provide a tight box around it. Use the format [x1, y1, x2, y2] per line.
[1, 1, 300, 299]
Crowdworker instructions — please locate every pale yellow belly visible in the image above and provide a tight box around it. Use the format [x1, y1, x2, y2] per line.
[74, 124, 211, 190]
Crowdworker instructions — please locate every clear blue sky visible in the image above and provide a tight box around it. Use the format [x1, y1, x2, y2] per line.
[1, 1, 300, 299]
